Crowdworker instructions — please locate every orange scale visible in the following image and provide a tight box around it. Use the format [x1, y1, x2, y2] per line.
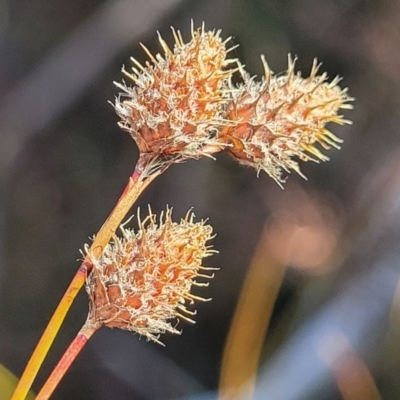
[103, 263, 117, 276]
[152, 281, 164, 296]
[98, 304, 119, 321]
[147, 299, 158, 309]
[116, 309, 131, 322]
[125, 295, 143, 309]
[158, 263, 169, 273]
[119, 256, 129, 266]
[132, 271, 145, 286]
[170, 268, 182, 281]
[183, 253, 194, 263]
[107, 285, 122, 303]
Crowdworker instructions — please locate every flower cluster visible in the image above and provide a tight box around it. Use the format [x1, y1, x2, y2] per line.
[220, 57, 352, 184]
[84, 208, 216, 343]
[114, 23, 236, 159]
[114, 24, 352, 184]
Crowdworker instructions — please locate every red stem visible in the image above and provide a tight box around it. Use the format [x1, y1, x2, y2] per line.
[35, 324, 98, 400]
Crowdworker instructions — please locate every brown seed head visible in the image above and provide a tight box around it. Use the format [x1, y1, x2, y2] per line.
[220, 55, 353, 185]
[114, 23, 235, 160]
[84, 207, 216, 343]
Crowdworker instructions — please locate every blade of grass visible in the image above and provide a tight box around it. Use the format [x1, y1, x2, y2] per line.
[0, 363, 35, 400]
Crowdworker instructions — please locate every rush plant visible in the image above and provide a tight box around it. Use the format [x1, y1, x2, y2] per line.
[11, 22, 352, 400]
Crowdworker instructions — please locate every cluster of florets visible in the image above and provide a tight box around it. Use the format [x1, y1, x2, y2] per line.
[114, 24, 236, 159]
[114, 24, 352, 184]
[85, 208, 216, 343]
[88, 24, 354, 342]
[219, 57, 351, 184]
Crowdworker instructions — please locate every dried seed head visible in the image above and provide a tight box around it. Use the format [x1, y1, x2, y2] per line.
[85, 207, 216, 344]
[220, 55, 353, 185]
[114, 23, 235, 160]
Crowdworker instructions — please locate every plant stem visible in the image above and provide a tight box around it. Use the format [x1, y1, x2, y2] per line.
[11, 266, 87, 400]
[35, 322, 99, 400]
[218, 228, 287, 400]
[12, 154, 163, 400]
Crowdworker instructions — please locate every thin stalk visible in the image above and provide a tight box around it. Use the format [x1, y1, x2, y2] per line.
[12, 154, 163, 400]
[218, 228, 287, 400]
[35, 322, 99, 400]
[11, 266, 87, 400]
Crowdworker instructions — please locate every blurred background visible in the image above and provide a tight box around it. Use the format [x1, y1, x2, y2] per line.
[1, 0, 400, 399]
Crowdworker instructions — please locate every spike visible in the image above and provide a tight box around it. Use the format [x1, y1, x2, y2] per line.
[226, 44, 240, 53]
[175, 313, 196, 324]
[130, 57, 147, 72]
[260, 54, 272, 86]
[309, 58, 322, 80]
[139, 42, 158, 64]
[177, 29, 184, 46]
[287, 54, 298, 82]
[157, 31, 173, 56]
[177, 304, 197, 315]
[120, 70, 141, 85]
[190, 19, 195, 39]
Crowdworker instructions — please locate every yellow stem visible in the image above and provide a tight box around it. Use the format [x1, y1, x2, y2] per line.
[11, 154, 163, 400]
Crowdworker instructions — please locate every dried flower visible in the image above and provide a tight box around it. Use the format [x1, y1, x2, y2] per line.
[114, 22, 352, 186]
[114, 23, 236, 161]
[84, 207, 216, 343]
[220, 55, 353, 185]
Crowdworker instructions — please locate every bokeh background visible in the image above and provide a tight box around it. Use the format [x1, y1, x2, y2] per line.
[1, 0, 400, 399]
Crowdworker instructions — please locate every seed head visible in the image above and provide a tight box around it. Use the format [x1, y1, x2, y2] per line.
[114, 23, 235, 160]
[114, 22, 353, 186]
[220, 55, 353, 185]
[84, 207, 216, 343]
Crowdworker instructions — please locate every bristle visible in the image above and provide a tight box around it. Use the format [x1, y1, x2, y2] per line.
[157, 31, 173, 56]
[260, 54, 272, 85]
[130, 57, 147, 72]
[139, 42, 158, 64]
[170, 26, 181, 47]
